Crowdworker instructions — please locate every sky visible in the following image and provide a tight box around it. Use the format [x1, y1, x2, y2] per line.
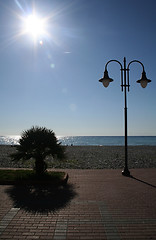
[0, 0, 155, 137]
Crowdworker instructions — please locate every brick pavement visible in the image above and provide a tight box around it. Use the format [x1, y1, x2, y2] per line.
[0, 168, 156, 239]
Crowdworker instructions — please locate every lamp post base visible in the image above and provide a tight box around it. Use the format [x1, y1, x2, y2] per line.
[122, 168, 130, 177]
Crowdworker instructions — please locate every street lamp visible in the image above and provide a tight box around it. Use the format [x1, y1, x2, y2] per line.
[99, 57, 151, 176]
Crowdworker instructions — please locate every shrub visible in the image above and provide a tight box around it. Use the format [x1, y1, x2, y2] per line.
[11, 126, 66, 175]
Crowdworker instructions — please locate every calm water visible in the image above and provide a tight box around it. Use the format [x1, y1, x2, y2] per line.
[0, 135, 156, 146]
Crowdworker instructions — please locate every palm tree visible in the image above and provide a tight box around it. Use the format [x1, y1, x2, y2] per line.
[11, 126, 65, 175]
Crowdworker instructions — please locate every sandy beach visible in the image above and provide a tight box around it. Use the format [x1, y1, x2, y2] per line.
[0, 145, 156, 169]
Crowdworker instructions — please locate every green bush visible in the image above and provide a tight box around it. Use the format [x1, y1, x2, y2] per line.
[0, 169, 65, 184]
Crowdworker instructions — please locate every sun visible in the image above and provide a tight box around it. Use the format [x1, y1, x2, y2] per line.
[24, 14, 46, 39]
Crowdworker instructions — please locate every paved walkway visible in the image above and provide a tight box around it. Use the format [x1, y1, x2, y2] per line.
[0, 168, 156, 240]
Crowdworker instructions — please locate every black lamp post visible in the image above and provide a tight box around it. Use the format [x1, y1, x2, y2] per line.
[99, 57, 151, 176]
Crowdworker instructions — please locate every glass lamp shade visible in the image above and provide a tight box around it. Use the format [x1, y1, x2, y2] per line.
[99, 70, 113, 88]
[102, 79, 110, 87]
[137, 71, 151, 88]
[139, 80, 148, 88]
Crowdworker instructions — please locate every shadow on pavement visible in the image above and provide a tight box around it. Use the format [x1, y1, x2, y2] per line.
[130, 175, 156, 188]
[6, 183, 77, 213]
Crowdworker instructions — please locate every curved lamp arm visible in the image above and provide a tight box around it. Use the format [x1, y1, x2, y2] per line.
[127, 60, 151, 88]
[127, 60, 145, 71]
[105, 59, 123, 71]
[101, 60, 124, 90]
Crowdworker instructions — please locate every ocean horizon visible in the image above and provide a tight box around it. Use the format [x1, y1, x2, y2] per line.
[0, 135, 156, 146]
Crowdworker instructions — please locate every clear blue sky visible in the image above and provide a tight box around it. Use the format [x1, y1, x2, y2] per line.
[0, 0, 155, 136]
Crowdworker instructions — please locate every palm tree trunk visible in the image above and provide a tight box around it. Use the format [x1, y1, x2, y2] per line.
[35, 155, 46, 175]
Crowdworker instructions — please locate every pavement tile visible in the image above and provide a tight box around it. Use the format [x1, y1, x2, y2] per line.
[0, 168, 156, 239]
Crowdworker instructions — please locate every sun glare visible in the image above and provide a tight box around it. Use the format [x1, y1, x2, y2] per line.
[24, 14, 45, 39]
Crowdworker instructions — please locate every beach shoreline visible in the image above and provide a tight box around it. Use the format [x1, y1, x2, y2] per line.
[0, 145, 155, 169]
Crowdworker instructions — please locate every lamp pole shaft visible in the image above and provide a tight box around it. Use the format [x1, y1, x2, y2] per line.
[122, 57, 130, 176]
[100, 57, 151, 176]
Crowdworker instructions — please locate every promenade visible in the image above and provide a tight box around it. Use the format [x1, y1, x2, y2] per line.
[0, 168, 156, 239]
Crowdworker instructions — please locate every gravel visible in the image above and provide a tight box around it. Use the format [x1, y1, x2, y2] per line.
[0, 145, 156, 169]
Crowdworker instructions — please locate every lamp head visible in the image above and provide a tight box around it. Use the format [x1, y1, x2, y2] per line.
[136, 70, 151, 88]
[99, 69, 113, 88]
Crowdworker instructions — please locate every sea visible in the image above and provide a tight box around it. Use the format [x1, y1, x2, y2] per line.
[0, 135, 156, 146]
